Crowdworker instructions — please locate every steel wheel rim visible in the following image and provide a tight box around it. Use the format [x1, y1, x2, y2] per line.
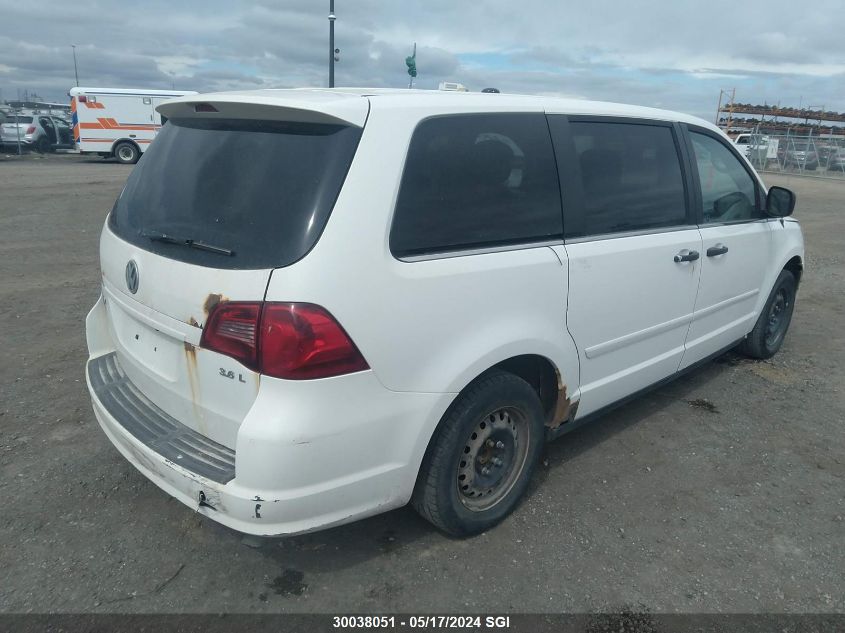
[456, 407, 530, 512]
[765, 288, 790, 348]
[118, 146, 134, 161]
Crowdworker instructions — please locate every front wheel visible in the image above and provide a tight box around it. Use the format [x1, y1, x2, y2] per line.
[738, 270, 797, 359]
[114, 142, 140, 164]
[412, 371, 545, 536]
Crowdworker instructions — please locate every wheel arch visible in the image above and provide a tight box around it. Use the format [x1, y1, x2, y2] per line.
[419, 350, 577, 465]
[755, 223, 804, 316]
[783, 254, 803, 286]
[488, 354, 575, 430]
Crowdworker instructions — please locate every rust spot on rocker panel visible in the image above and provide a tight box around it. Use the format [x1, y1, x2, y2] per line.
[187, 316, 200, 328]
[548, 368, 575, 430]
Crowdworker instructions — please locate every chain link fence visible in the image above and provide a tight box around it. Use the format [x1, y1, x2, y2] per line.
[736, 130, 845, 178]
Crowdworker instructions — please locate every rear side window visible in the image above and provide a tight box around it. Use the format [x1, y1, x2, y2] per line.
[109, 118, 361, 270]
[690, 131, 759, 223]
[567, 121, 687, 237]
[390, 113, 562, 257]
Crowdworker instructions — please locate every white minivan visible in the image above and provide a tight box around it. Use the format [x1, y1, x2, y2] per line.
[85, 89, 803, 536]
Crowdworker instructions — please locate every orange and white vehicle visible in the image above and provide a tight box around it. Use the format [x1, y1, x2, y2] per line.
[69, 87, 196, 163]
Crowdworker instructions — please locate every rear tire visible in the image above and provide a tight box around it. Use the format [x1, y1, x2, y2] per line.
[738, 270, 796, 359]
[36, 137, 51, 154]
[412, 370, 545, 537]
[114, 142, 140, 164]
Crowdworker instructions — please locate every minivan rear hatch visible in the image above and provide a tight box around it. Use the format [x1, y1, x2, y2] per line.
[98, 92, 367, 449]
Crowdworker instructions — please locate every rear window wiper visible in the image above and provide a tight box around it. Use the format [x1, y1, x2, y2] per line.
[140, 229, 234, 256]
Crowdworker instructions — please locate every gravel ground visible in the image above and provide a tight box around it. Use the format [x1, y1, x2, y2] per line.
[0, 154, 842, 614]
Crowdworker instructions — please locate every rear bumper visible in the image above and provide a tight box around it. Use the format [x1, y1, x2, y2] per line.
[0, 137, 34, 146]
[85, 297, 453, 536]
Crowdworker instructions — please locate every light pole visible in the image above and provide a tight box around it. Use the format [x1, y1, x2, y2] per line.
[328, 1, 335, 88]
[71, 45, 79, 86]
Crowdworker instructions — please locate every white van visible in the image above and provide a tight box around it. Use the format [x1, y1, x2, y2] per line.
[85, 89, 803, 536]
[69, 87, 197, 164]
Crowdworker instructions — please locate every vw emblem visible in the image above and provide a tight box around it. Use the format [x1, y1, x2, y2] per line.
[125, 260, 139, 294]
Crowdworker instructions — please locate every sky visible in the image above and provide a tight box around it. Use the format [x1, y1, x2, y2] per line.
[1, 0, 844, 121]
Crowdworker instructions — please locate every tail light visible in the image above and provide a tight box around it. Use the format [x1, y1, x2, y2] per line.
[200, 301, 368, 380]
[26, 126, 36, 134]
[78, 95, 87, 102]
[200, 302, 261, 369]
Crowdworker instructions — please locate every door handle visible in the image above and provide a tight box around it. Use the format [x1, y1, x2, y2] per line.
[706, 244, 729, 257]
[673, 250, 700, 263]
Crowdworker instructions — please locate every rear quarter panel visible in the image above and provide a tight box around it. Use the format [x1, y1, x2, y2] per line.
[264, 100, 581, 398]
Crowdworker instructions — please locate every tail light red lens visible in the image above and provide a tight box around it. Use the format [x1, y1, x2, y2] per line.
[200, 301, 368, 380]
[26, 126, 36, 134]
[260, 303, 369, 379]
[78, 95, 87, 102]
[200, 302, 261, 370]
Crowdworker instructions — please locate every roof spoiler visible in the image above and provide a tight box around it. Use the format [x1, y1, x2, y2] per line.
[156, 92, 369, 127]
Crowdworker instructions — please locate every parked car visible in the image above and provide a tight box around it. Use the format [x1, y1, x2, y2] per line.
[0, 114, 75, 152]
[84, 89, 803, 537]
[826, 147, 845, 171]
[778, 141, 819, 170]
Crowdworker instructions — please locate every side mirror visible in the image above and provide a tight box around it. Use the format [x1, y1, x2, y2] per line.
[766, 186, 796, 217]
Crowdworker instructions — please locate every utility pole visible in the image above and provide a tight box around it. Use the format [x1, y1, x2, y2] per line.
[328, 1, 336, 88]
[72, 45, 79, 86]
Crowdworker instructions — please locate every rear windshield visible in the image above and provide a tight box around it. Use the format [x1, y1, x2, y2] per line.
[5, 116, 33, 124]
[109, 118, 362, 269]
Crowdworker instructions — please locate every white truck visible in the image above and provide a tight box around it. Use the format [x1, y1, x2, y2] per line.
[733, 132, 778, 166]
[69, 87, 197, 163]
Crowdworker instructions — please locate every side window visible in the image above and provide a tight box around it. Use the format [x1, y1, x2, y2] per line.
[390, 113, 562, 257]
[568, 121, 687, 237]
[690, 132, 759, 223]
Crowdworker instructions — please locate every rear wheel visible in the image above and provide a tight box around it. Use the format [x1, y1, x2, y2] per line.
[412, 371, 545, 536]
[738, 270, 796, 359]
[36, 136, 51, 153]
[114, 142, 140, 164]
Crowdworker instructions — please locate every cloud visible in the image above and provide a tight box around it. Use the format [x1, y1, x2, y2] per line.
[0, 0, 843, 120]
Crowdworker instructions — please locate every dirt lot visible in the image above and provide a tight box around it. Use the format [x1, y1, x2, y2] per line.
[0, 154, 843, 614]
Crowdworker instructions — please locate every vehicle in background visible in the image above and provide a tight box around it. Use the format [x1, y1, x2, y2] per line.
[732, 133, 779, 167]
[827, 148, 845, 171]
[69, 87, 197, 164]
[778, 141, 819, 171]
[0, 114, 75, 153]
[733, 133, 760, 156]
